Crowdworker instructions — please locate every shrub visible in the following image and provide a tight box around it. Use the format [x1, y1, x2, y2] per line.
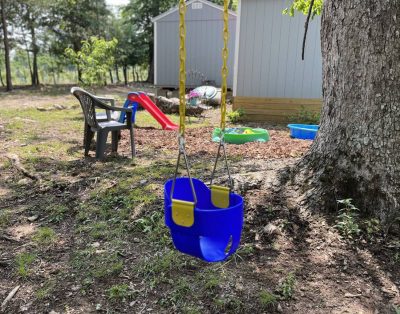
[289, 105, 320, 124]
[227, 108, 245, 123]
[335, 199, 361, 239]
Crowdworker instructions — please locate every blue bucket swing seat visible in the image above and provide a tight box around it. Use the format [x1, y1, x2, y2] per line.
[164, 178, 244, 262]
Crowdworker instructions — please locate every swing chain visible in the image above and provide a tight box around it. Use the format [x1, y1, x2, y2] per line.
[210, 0, 232, 190]
[210, 134, 233, 190]
[170, 135, 198, 204]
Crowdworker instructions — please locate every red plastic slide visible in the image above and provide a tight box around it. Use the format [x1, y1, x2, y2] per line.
[128, 92, 178, 131]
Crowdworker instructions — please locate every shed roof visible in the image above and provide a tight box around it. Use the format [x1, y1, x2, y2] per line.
[152, 0, 236, 22]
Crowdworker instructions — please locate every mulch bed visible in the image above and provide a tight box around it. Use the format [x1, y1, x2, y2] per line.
[119, 127, 311, 159]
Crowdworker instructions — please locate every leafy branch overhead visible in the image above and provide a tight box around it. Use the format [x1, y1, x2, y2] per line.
[283, 0, 323, 18]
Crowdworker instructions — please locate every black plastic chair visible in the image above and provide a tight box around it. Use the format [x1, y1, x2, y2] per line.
[71, 87, 135, 160]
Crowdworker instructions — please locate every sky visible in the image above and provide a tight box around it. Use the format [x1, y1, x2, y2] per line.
[105, 0, 129, 6]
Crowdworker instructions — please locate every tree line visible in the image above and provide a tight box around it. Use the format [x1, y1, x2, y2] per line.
[0, 0, 236, 91]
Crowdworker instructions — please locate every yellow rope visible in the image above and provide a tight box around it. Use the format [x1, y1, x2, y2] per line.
[220, 0, 229, 131]
[178, 0, 186, 136]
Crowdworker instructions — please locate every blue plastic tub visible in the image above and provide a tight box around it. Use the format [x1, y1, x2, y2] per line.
[164, 178, 244, 262]
[287, 124, 319, 140]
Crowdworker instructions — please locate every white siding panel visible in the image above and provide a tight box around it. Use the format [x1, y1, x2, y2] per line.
[235, 0, 322, 98]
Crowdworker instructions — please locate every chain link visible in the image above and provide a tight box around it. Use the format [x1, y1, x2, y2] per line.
[220, 0, 229, 131]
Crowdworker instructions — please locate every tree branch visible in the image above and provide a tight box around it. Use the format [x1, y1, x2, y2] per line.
[302, 0, 315, 60]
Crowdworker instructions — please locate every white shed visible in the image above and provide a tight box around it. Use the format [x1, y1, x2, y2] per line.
[153, 0, 237, 88]
[233, 0, 322, 122]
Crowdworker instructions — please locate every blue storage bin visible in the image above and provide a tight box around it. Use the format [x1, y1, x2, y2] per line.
[287, 124, 319, 140]
[164, 178, 244, 262]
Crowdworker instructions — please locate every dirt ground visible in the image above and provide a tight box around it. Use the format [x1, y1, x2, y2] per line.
[0, 84, 399, 314]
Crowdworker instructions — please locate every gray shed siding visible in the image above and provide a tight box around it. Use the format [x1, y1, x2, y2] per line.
[154, 1, 236, 88]
[234, 0, 322, 98]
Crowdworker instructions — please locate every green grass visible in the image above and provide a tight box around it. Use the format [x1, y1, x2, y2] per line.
[71, 249, 123, 280]
[15, 252, 36, 278]
[32, 227, 58, 246]
[277, 272, 296, 300]
[259, 290, 278, 309]
[0, 209, 12, 228]
[36, 279, 56, 300]
[107, 283, 132, 301]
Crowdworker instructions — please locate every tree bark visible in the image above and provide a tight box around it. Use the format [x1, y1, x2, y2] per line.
[298, 0, 400, 228]
[115, 64, 120, 82]
[122, 65, 128, 85]
[109, 69, 113, 84]
[147, 40, 154, 83]
[0, 0, 12, 91]
[30, 18, 39, 86]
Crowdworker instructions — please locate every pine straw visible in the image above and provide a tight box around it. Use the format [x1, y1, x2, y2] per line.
[119, 127, 311, 159]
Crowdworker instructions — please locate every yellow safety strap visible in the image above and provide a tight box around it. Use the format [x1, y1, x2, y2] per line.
[211, 185, 230, 208]
[178, 0, 186, 136]
[211, 0, 231, 208]
[172, 199, 194, 227]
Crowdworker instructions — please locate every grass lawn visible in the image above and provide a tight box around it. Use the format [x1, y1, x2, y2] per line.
[0, 85, 398, 314]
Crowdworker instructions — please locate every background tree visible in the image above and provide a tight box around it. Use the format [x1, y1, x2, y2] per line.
[65, 36, 117, 86]
[0, 0, 13, 90]
[48, 0, 110, 82]
[15, 0, 49, 86]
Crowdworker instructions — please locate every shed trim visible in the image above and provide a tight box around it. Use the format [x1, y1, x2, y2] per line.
[152, 0, 237, 22]
[232, 0, 242, 96]
[154, 22, 158, 85]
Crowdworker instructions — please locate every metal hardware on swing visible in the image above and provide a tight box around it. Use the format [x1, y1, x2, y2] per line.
[170, 135, 198, 205]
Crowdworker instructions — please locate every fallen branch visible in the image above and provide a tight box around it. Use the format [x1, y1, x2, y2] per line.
[1, 285, 20, 311]
[6, 154, 40, 181]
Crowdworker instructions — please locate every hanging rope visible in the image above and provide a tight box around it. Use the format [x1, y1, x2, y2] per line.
[178, 0, 187, 136]
[220, 0, 229, 131]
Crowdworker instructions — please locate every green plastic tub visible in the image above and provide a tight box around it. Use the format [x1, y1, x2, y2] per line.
[212, 127, 270, 144]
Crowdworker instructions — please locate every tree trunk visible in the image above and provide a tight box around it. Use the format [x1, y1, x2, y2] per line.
[298, 0, 400, 228]
[122, 65, 128, 85]
[0, 0, 12, 91]
[147, 40, 154, 83]
[0, 61, 4, 86]
[109, 69, 113, 84]
[115, 64, 120, 82]
[30, 20, 39, 86]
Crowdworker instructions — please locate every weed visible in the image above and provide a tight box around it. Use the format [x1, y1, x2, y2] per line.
[227, 108, 245, 123]
[393, 252, 400, 265]
[36, 280, 56, 300]
[71, 249, 123, 280]
[259, 290, 278, 309]
[15, 252, 36, 278]
[0, 209, 12, 227]
[46, 204, 68, 223]
[335, 199, 361, 239]
[107, 284, 132, 301]
[159, 278, 191, 308]
[182, 306, 202, 314]
[213, 296, 244, 313]
[33, 227, 57, 246]
[276, 272, 295, 300]
[362, 218, 381, 240]
[289, 105, 320, 124]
